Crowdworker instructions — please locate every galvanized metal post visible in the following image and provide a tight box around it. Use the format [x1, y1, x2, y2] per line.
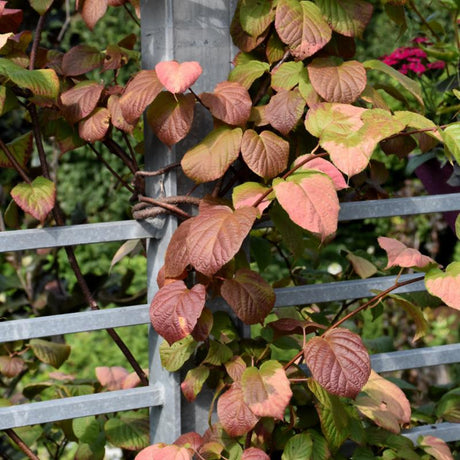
[141, 0, 237, 443]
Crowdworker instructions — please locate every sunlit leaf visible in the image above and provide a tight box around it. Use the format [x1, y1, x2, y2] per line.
[95, 366, 129, 390]
[105, 412, 149, 451]
[150, 280, 206, 345]
[181, 366, 210, 402]
[62, 45, 103, 76]
[304, 328, 370, 398]
[425, 262, 460, 311]
[159, 335, 197, 372]
[0, 132, 33, 169]
[107, 95, 135, 133]
[266, 88, 305, 135]
[419, 435, 454, 460]
[442, 123, 460, 164]
[275, 0, 332, 60]
[232, 182, 273, 216]
[11, 176, 56, 222]
[307, 58, 366, 104]
[155, 60, 202, 94]
[30, 338, 71, 369]
[174, 431, 204, 454]
[436, 388, 460, 423]
[79, 0, 108, 30]
[164, 219, 194, 278]
[186, 204, 257, 276]
[242, 447, 270, 460]
[271, 61, 305, 91]
[60, 80, 104, 123]
[239, 0, 274, 37]
[110, 239, 140, 271]
[229, 60, 270, 89]
[181, 127, 243, 183]
[79, 107, 110, 142]
[147, 92, 195, 147]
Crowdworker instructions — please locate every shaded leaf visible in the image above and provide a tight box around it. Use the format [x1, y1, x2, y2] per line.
[0, 355, 26, 378]
[119, 69, 163, 124]
[456, 214, 460, 239]
[230, 2, 268, 52]
[29, 0, 54, 15]
[240, 0, 274, 37]
[275, 0, 332, 60]
[150, 280, 206, 345]
[30, 338, 71, 369]
[307, 58, 366, 104]
[242, 360, 292, 419]
[181, 366, 210, 402]
[378, 236, 436, 270]
[174, 431, 204, 453]
[217, 383, 259, 436]
[186, 204, 257, 276]
[0, 132, 33, 169]
[391, 294, 428, 342]
[273, 172, 339, 241]
[79, 107, 110, 142]
[283, 430, 330, 460]
[0, 85, 19, 116]
[164, 218, 193, 278]
[241, 129, 289, 179]
[266, 32, 286, 64]
[294, 155, 348, 190]
[181, 127, 242, 183]
[221, 268, 275, 324]
[110, 239, 140, 271]
[425, 262, 460, 311]
[346, 252, 377, 279]
[436, 389, 460, 423]
[229, 60, 270, 89]
[60, 80, 104, 123]
[418, 435, 454, 460]
[266, 88, 305, 135]
[160, 335, 197, 372]
[242, 447, 270, 460]
[304, 328, 370, 398]
[107, 95, 135, 133]
[155, 60, 202, 94]
[105, 412, 149, 451]
[95, 366, 129, 390]
[316, 0, 373, 37]
[62, 45, 103, 76]
[232, 182, 273, 216]
[354, 370, 411, 433]
[73, 416, 101, 444]
[11, 176, 56, 222]
[201, 81, 252, 126]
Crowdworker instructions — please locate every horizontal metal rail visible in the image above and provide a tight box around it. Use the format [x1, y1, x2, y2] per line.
[0, 384, 164, 430]
[403, 422, 460, 443]
[0, 194, 459, 252]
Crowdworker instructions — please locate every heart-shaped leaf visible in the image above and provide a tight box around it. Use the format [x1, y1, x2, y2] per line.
[95, 366, 129, 391]
[225, 356, 247, 382]
[378, 236, 436, 270]
[30, 338, 71, 369]
[241, 129, 289, 179]
[230, 2, 268, 52]
[174, 432, 204, 454]
[232, 182, 273, 216]
[62, 45, 103, 76]
[304, 328, 371, 398]
[221, 268, 275, 324]
[316, 0, 373, 37]
[11, 176, 56, 221]
[147, 92, 195, 147]
[354, 370, 411, 433]
[119, 69, 163, 124]
[273, 172, 340, 241]
[239, 0, 274, 37]
[241, 360, 292, 419]
[155, 60, 202, 94]
[217, 383, 260, 436]
[0, 132, 33, 169]
[60, 80, 104, 123]
[307, 58, 366, 104]
[346, 251, 377, 279]
[105, 412, 149, 451]
[150, 280, 206, 345]
[79, 107, 110, 142]
[181, 366, 210, 402]
[136, 444, 192, 460]
[275, 0, 332, 60]
[201, 81, 252, 126]
[425, 262, 460, 311]
[181, 127, 243, 183]
[186, 204, 257, 276]
[294, 155, 348, 190]
[266, 88, 305, 135]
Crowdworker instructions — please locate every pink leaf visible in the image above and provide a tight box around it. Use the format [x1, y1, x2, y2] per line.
[294, 155, 348, 190]
[79, 0, 108, 30]
[95, 366, 129, 390]
[225, 356, 247, 382]
[174, 432, 204, 453]
[107, 95, 135, 133]
[304, 328, 371, 398]
[266, 88, 305, 135]
[155, 61, 202, 94]
[242, 447, 270, 460]
[135, 444, 192, 460]
[164, 219, 194, 278]
[378, 236, 436, 270]
[419, 435, 454, 460]
[232, 182, 273, 216]
[425, 262, 460, 311]
[150, 280, 206, 345]
[60, 80, 104, 123]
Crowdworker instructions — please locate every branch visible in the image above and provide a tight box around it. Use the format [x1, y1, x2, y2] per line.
[5, 429, 39, 460]
[29, 9, 49, 71]
[103, 138, 137, 174]
[121, 131, 139, 171]
[138, 195, 192, 219]
[408, 0, 442, 42]
[122, 2, 140, 26]
[0, 138, 32, 184]
[135, 162, 181, 177]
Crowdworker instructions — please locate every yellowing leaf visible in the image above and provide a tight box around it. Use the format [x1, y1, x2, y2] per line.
[150, 280, 206, 345]
[346, 252, 377, 279]
[271, 61, 306, 91]
[230, 2, 268, 52]
[29, 0, 54, 15]
[304, 328, 370, 398]
[425, 262, 460, 311]
[232, 182, 273, 215]
[239, 0, 275, 37]
[0, 132, 33, 169]
[294, 155, 348, 190]
[79, 107, 110, 142]
[159, 335, 197, 372]
[155, 60, 202, 94]
[419, 436, 454, 460]
[181, 127, 243, 183]
[181, 366, 210, 402]
[391, 294, 428, 342]
[443, 123, 460, 164]
[229, 60, 270, 89]
[30, 338, 71, 369]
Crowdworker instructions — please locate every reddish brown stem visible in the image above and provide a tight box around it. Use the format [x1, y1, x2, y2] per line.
[29, 8, 49, 71]
[0, 138, 32, 184]
[5, 429, 40, 460]
[135, 162, 181, 177]
[138, 195, 192, 219]
[103, 138, 137, 174]
[283, 349, 304, 371]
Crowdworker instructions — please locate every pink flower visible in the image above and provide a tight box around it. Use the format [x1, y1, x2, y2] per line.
[412, 36, 430, 44]
[407, 61, 426, 74]
[427, 60, 446, 70]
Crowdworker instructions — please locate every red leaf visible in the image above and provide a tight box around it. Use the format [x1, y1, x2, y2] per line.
[242, 360, 292, 419]
[180, 366, 210, 402]
[11, 176, 56, 222]
[60, 80, 104, 123]
[0, 5, 22, 33]
[150, 280, 206, 345]
[266, 89, 305, 135]
[304, 328, 371, 398]
[201, 81, 252, 126]
[155, 61, 202, 94]
[0, 356, 26, 378]
[241, 129, 289, 178]
[79, 107, 110, 142]
[191, 307, 213, 342]
[378, 236, 436, 270]
[425, 262, 460, 311]
[275, 0, 331, 60]
[95, 366, 129, 390]
[174, 432, 204, 453]
[232, 182, 273, 216]
[119, 70, 163, 124]
[147, 92, 195, 146]
[273, 173, 340, 241]
[217, 383, 259, 436]
[242, 447, 270, 460]
[107, 95, 135, 133]
[181, 127, 243, 183]
[221, 268, 275, 324]
[79, 0, 108, 30]
[307, 58, 367, 104]
[268, 318, 324, 339]
[164, 219, 194, 278]
[294, 155, 348, 190]
[62, 45, 103, 76]
[186, 205, 257, 276]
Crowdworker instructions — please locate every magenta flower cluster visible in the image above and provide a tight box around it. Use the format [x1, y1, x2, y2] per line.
[381, 37, 445, 76]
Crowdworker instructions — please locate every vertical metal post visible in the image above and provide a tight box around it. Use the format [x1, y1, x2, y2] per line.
[141, 0, 237, 443]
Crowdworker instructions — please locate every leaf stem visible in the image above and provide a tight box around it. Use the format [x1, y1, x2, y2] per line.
[135, 162, 181, 177]
[122, 2, 140, 26]
[408, 0, 442, 42]
[0, 138, 32, 184]
[283, 349, 304, 371]
[121, 131, 139, 171]
[189, 87, 206, 108]
[5, 429, 39, 460]
[103, 138, 138, 174]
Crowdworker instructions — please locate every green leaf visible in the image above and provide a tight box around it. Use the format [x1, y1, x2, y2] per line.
[203, 340, 233, 366]
[29, 339, 70, 369]
[181, 365, 210, 402]
[271, 61, 306, 91]
[456, 214, 460, 239]
[160, 335, 197, 371]
[364, 60, 424, 108]
[390, 294, 428, 342]
[104, 411, 150, 451]
[229, 60, 270, 89]
[14, 426, 43, 447]
[28, 0, 54, 15]
[72, 416, 101, 444]
[0, 132, 33, 169]
[282, 433, 313, 459]
[22, 382, 53, 399]
[0, 85, 19, 116]
[442, 123, 460, 163]
[11, 176, 56, 222]
[240, 0, 274, 37]
[346, 251, 377, 279]
[436, 388, 460, 422]
[75, 442, 105, 460]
